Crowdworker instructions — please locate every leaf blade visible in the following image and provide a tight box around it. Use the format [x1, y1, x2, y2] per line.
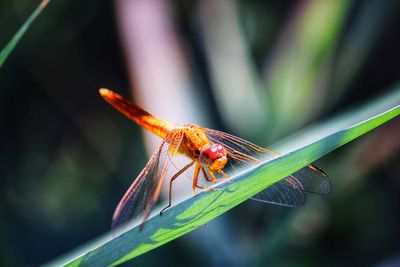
[45, 86, 400, 267]
[0, 0, 49, 68]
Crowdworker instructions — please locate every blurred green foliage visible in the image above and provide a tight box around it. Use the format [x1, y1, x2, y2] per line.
[0, 0, 399, 266]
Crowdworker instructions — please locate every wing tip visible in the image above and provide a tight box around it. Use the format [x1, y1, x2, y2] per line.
[307, 164, 332, 195]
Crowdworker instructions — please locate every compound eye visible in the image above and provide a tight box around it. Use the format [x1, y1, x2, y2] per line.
[199, 144, 227, 168]
[207, 144, 226, 160]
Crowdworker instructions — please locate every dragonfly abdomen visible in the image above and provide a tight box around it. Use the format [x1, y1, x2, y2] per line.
[100, 88, 173, 139]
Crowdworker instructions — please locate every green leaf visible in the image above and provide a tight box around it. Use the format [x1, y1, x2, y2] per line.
[45, 86, 400, 267]
[0, 0, 49, 68]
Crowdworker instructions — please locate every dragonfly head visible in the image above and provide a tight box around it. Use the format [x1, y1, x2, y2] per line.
[199, 144, 228, 171]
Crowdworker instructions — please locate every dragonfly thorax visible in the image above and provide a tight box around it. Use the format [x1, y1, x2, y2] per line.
[199, 144, 227, 171]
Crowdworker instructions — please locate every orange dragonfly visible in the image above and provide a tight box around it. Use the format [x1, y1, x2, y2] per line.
[99, 88, 331, 229]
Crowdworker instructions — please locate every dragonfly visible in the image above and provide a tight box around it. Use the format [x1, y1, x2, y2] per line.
[99, 88, 331, 230]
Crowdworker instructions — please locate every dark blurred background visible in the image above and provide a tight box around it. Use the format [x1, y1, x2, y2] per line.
[0, 0, 399, 266]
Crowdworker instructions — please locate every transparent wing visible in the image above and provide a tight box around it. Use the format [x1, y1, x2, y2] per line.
[111, 132, 184, 229]
[203, 128, 331, 207]
[251, 177, 305, 207]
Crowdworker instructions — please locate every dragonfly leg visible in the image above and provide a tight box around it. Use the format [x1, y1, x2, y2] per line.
[192, 163, 201, 193]
[201, 167, 211, 182]
[194, 185, 221, 191]
[193, 163, 220, 192]
[209, 168, 230, 181]
[206, 169, 221, 183]
[217, 169, 229, 179]
[207, 169, 232, 184]
[217, 169, 232, 183]
[160, 161, 195, 216]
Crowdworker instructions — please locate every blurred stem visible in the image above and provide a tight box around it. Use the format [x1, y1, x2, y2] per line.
[114, 0, 208, 197]
[198, 0, 268, 138]
[329, 0, 398, 104]
[263, 0, 350, 139]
